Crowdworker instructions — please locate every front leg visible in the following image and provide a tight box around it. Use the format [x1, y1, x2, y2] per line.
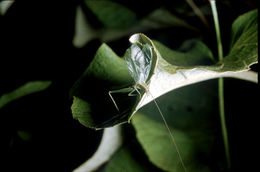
[108, 87, 134, 112]
[128, 85, 142, 100]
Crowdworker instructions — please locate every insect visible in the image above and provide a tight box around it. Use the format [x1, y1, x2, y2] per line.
[108, 42, 156, 115]
[109, 40, 187, 172]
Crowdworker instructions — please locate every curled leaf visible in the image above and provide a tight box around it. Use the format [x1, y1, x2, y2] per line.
[71, 10, 257, 129]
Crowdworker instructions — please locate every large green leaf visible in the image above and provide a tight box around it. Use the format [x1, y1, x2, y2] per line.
[103, 146, 149, 172]
[154, 10, 258, 73]
[132, 80, 219, 172]
[230, 9, 258, 48]
[71, 10, 257, 130]
[70, 43, 134, 129]
[220, 9, 258, 72]
[100, 124, 163, 172]
[71, 34, 157, 129]
[153, 39, 215, 69]
[0, 81, 51, 109]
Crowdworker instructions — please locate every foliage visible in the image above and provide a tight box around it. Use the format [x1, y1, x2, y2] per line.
[1, 0, 258, 171]
[0, 81, 51, 109]
[70, 6, 258, 172]
[71, 8, 258, 129]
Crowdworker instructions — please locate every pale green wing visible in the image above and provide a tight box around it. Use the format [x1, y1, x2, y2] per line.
[124, 43, 153, 84]
[128, 34, 158, 85]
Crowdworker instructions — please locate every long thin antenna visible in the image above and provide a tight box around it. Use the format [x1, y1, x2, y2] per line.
[147, 89, 187, 172]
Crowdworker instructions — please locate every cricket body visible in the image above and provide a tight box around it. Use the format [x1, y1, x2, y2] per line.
[124, 42, 156, 114]
[109, 35, 187, 172]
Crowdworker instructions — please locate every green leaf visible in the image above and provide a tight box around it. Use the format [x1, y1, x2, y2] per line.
[73, 7, 198, 48]
[153, 39, 215, 69]
[71, 96, 93, 127]
[132, 80, 219, 172]
[153, 10, 258, 73]
[103, 146, 149, 172]
[0, 81, 51, 109]
[71, 21, 257, 129]
[130, 31, 256, 109]
[71, 34, 156, 129]
[219, 9, 258, 72]
[132, 114, 193, 172]
[230, 9, 258, 48]
[100, 125, 162, 172]
[85, 0, 136, 29]
[70, 43, 134, 129]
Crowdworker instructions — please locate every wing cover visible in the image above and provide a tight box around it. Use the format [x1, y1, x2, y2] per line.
[125, 43, 153, 84]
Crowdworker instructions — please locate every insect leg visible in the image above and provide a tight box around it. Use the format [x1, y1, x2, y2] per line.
[108, 87, 134, 112]
[108, 91, 120, 112]
[128, 85, 142, 99]
[134, 87, 142, 99]
[128, 88, 137, 97]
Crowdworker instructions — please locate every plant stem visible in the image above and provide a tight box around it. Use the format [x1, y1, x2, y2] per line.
[210, 0, 223, 60]
[209, 0, 231, 170]
[218, 77, 231, 168]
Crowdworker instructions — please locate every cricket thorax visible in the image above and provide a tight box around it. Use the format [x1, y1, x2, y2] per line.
[134, 83, 149, 93]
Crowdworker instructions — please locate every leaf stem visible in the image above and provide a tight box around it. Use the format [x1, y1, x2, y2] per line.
[209, 0, 231, 170]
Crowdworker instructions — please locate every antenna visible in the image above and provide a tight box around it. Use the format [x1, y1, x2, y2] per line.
[146, 88, 188, 172]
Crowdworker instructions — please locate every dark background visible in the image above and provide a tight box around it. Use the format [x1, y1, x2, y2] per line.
[0, 0, 258, 171]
